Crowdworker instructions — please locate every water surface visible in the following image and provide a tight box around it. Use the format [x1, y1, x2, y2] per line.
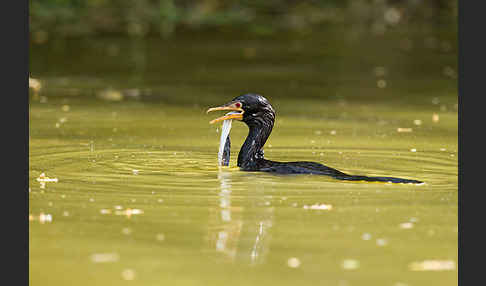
[29, 29, 457, 286]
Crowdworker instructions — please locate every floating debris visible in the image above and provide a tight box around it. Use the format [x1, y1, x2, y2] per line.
[432, 113, 440, 123]
[361, 233, 372, 241]
[399, 222, 414, 229]
[384, 7, 401, 25]
[29, 77, 42, 93]
[130, 209, 143, 215]
[397, 128, 413, 133]
[287, 257, 301, 268]
[29, 213, 53, 224]
[341, 259, 360, 270]
[39, 213, 52, 223]
[97, 88, 123, 102]
[376, 238, 388, 247]
[413, 119, 422, 126]
[61, 105, 70, 112]
[410, 149, 417, 152]
[132, 169, 139, 175]
[121, 227, 132, 235]
[409, 260, 456, 271]
[442, 66, 457, 79]
[377, 79, 387, 89]
[156, 233, 165, 241]
[36, 173, 58, 183]
[36, 173, 58, 188]
[90, 252, 120, 263]
[330, 130, 337, 135]
[99, 206, 144, 218]
[115, 208, 144, 218]
[303, 203, 333, 210]
[100, 209, 112, 215]
[121, 269, 136, 280]
[123, 89, 141, 99]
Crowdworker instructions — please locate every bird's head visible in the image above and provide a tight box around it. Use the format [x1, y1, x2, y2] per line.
[207, 93, 275, 127]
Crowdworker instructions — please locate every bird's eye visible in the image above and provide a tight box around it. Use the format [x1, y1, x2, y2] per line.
[235, 102, 242, 108]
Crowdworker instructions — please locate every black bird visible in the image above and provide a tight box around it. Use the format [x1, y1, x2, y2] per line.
[207, 93, 423, 184]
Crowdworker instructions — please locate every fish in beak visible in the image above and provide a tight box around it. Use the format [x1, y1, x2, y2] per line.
[206, 102, 244, 124]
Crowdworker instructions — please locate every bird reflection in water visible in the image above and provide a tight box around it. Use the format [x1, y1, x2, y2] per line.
[206, 170, 274, 265]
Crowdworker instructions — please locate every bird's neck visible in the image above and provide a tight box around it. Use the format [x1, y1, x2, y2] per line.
[237, 119, 273, 169]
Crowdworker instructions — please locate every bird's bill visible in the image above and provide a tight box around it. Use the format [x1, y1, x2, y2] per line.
[206, 102, 244, 124]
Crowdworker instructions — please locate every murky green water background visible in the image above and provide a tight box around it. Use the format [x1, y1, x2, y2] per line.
[29, 28, 457, 286]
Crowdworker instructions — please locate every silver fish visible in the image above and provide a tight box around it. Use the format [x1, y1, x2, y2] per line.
[218, 112, 237, 166]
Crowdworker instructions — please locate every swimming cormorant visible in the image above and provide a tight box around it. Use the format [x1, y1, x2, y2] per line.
[207, 93, 422, 184]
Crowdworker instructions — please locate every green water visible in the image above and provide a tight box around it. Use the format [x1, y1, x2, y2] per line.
[29, 28, 457, 286]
